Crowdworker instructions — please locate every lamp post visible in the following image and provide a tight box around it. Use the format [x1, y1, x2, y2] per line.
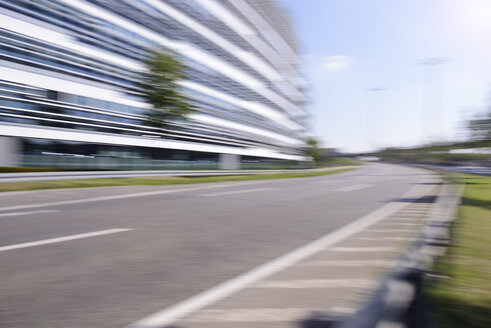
[416, 57, 450, 144]
[365, 87, 387, 152]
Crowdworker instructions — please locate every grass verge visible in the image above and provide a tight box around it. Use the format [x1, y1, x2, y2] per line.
[323, 157, 361, 166]
[426, 174, 491, 327]
[0, 168, 355, 193]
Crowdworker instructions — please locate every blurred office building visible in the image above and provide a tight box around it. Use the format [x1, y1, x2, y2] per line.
[0, 0, 308, 169]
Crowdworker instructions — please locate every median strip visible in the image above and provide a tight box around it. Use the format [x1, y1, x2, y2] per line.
[0, 168, 355, 193]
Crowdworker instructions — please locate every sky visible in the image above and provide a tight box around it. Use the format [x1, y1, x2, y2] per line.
[280, 0, 491, 153]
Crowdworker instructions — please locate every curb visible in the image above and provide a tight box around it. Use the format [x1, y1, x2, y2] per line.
[0, 166, 356, 182]
[304, 175, 463, 328]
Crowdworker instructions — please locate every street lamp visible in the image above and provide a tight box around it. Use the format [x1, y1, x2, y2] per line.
[416, 57, 451, 144]
[364, 87, 387, 151]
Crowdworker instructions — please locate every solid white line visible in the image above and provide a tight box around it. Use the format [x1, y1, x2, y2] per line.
[334, 184, 372, 192]
[0, 210, 60, 217]
[329, 247, 396, 252]
[0, 228, 131, 252]
[0, 181, 270, 212]
[126, 182, 427, 328]
[255, 279, 376, 289]
[199, 187, 276, 197]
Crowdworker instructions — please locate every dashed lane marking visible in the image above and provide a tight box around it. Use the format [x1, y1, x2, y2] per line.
[199, 187, 276, 197]
[0, 181, 283, 212]
[334, 184, 373, 192]
[0, 228, 131, 252]
[0, 210, 60, 217]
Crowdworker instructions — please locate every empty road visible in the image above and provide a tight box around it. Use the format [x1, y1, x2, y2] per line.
[0, 163, 439, 328]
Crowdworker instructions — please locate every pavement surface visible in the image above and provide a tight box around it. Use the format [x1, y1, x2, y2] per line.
[0, 163, 440, 328]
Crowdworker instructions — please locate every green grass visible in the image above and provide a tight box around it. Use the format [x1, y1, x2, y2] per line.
[427, 174, 491, 328]
[322, 157, 361, 166]
[0, 168, 355, 193]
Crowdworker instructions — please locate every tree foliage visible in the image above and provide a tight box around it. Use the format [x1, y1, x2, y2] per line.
[305, 137, 322, 163]
[139, 49, 193, 129]
[468, 111, 491, 142]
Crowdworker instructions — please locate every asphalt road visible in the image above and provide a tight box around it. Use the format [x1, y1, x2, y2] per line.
[0, 163, 438, 328]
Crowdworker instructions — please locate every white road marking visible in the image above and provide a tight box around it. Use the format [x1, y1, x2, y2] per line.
[397, 212, 426, 216]
[0, 210, 60, 217]
[255, 279, 376, 289]
[389, 217, 422, 221]
[199, 187, 276, 197]
[301, 260, 395, 267]
[354, 237, 414, 241]
[0, 181, 274, 212]
[384, 222, 420, 226]
[0, 190, 38, 197]
[0, 228, 131, 252]
[334, 184, 372, 192]
[126, 182, 428, 328]
[182, 307, 355, 323]
[365, 229, 414, 233]
[329, 247, 396, 252]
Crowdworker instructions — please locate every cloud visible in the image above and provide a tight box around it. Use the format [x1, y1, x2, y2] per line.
[322, 55, 351, 69]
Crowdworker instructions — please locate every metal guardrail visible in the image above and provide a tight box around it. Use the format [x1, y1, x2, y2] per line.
[300, 177, 464, 328]
[411, 164, 491, 176]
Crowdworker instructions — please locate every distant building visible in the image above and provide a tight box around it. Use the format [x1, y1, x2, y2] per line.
[0, 0, 308, 169]
[320, 148, 343, 158]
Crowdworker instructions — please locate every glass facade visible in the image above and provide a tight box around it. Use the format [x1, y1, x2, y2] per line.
[0, 0, 308, 161]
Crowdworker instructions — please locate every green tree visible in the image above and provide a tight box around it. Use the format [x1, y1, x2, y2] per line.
[468, 111, 491, 143]
[305, 137, 322, 163]
[139, 49, 193, 129]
